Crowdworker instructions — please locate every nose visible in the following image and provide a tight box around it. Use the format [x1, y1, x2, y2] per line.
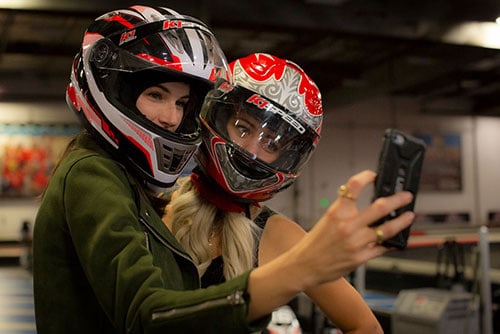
[157, 102, 182, 131]
[238, 135, 262, 159]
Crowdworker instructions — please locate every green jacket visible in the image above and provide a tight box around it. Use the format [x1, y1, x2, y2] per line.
[33, 134, 267, 333]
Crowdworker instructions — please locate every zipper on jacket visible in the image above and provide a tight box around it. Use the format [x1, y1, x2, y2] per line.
[138, 217, 193, 264]
[151, 290, 245, 321]
[143, 231, 150, 251]
[139, 216, 202, 287]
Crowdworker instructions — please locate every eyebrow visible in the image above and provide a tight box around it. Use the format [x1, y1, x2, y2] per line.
[234, 114, 259, 131]
[153, 84, 190, 100]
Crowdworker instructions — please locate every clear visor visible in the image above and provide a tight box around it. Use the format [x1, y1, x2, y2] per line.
[87, 19, 229, 139]
[201, 83, 319, 174]
[92, 23, 228, 79]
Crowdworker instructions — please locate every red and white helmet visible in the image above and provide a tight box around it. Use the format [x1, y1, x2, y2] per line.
[66, 5, 228, 187]
[197, 53, 323, 202]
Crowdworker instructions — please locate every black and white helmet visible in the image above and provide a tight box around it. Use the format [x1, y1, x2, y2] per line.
[66, 5, 228, 187]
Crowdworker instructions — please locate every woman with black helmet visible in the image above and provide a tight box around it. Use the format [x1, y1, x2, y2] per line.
[32, 5, 261, 334]
[163, 53, 414, 333]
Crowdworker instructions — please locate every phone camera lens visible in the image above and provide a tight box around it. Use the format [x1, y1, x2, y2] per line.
[391, 133, 405, 145]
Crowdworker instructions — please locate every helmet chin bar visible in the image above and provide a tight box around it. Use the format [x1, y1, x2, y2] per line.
[215, 143, 284, 194]
[154, 136, 200, 174]
[227, 146, 274, 180]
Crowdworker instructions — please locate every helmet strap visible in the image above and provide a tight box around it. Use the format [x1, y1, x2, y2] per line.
[244, 204, 252, 220]
[190, 172, 248, 214]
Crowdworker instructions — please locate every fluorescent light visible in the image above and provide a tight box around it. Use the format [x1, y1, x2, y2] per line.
[0, 0, 48, 9]
[443, 22, 500, 49]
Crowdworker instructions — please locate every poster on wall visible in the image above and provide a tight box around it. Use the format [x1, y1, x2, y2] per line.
[415, 133, 462, 191]
[0, 123, 81, 198]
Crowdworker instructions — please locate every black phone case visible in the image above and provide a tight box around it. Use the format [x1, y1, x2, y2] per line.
[371, 129, 426, 249]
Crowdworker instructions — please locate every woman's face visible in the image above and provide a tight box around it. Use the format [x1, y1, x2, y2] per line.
[227, 112, 281, 164]
[136, 82, 190, 132]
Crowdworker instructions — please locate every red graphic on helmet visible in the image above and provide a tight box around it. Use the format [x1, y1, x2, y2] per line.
[136, 53, 183, 72]
[233, 53, 285, 82]
[232, 53, 322, 119]
[104, 15, 135, 29]
[297, 67, 322, 117]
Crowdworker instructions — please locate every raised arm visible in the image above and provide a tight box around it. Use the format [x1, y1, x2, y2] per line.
[246, 170, 414, 322]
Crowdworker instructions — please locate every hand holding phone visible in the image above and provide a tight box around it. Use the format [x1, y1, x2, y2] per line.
[371, 129, 426, 249]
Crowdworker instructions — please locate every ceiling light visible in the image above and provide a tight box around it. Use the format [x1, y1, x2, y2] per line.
[443, 22, 500, 49]
[0, 0, 44, 9]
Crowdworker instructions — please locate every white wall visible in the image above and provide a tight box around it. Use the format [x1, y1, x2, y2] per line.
[266, 96, 500, 230]
[475, 116, 500, 219]
[0, 101, 75, 123]
[1, 97, 499, 239]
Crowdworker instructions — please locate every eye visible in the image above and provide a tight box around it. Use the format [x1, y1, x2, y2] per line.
[146, 89, 164, 100]
[233, 119, 250, 138]
[260, 134, 282, 153]
[176, 99, 188, 109]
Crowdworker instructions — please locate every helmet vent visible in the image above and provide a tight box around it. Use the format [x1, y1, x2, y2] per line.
[155, 137, 197, 174]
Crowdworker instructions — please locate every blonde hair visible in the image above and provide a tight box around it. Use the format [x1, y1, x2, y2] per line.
[169, 176, 261, 280]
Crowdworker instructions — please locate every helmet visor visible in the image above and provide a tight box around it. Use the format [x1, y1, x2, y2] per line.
[87, 20, 229, 139]
[201, 82, 319, 175]
[92, 19, 228, 80]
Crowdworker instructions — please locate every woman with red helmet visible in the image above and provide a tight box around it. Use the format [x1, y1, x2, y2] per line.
[163, 53, 414, 332]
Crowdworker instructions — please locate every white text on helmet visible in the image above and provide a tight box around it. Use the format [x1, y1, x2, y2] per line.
[246, 94, 305, 134]
[119, 30, 137, 45]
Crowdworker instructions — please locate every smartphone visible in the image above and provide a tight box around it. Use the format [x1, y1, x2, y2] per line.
[371, 129, 426, 249]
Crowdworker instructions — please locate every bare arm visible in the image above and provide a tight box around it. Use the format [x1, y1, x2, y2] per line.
[246, 170, 414, 323]
[307, 279, 382, 333]
[259, 216, 382, 333]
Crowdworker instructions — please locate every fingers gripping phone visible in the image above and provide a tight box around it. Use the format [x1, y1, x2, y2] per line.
[371, 129, 426, 249]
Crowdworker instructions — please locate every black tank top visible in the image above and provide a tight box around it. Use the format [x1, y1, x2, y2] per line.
[201, 256, 224, 288]
[200, 206, 277, 288]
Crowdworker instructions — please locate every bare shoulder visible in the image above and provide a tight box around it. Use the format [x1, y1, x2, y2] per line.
[265, 213, 303, 231]
[259, 211, 306, 262]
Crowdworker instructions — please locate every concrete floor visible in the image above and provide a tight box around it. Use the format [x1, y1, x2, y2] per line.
[0, 261, 35, 334]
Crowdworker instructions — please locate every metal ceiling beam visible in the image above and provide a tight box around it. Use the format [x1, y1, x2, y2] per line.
[0, 0, 207, 18]
[323, 40, 500, 109]
[0, 0, 184, 12]
[1, 0, 500, 111]
[2, 0, 500, 49]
